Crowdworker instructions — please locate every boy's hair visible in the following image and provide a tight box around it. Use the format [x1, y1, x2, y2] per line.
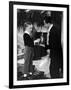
[23, 21, 32, 31]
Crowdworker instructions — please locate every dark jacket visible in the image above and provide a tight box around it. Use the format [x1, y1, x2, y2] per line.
[49, 25, 63, 66]
[24, 33, 34, 47]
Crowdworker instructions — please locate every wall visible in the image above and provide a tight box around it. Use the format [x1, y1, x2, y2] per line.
[0, 0, 71, 90]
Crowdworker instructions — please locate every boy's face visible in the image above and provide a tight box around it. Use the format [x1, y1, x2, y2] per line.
[26, 24, 33, 32]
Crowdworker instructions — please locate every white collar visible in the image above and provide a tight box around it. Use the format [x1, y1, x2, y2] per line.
[24, 31, 30, 35]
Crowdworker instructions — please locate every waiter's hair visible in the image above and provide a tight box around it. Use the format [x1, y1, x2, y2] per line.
[44, 16, 52, 23]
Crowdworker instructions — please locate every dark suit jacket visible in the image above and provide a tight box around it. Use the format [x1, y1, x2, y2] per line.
[49, 25, 63, 67]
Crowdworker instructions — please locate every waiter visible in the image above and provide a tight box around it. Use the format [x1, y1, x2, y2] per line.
[43, 15, 63, 78]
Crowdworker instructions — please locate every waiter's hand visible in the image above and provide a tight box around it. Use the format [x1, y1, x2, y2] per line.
[34, 39, 40, 45]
